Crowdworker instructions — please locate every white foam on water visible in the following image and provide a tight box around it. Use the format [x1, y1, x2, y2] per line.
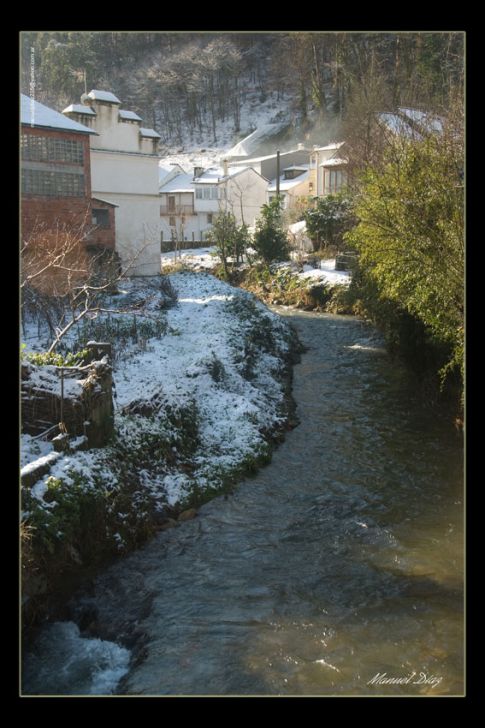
[23, 621, 131, 695]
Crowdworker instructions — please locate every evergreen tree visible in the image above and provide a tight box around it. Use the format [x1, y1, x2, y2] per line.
[253, 199, 290, 264]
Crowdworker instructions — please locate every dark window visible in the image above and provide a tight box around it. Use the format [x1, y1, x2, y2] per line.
[92, 208, 110, 228]
[22, 169, 85, 197]
[207, 213, 213, 224]
[169, 216, 176, 227]
[21, 134, 84, 164]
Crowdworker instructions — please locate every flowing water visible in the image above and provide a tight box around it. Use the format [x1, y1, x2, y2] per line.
[23, 311, 464, 696]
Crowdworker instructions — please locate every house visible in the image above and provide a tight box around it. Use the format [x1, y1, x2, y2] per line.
[268, 164, 310, 210]
[309, 142, 348, 197]
[159, 163, 268, 246]
[230, 147, 310, 182]
[63, 90, 161, 276]
[21, 94, 116, 252]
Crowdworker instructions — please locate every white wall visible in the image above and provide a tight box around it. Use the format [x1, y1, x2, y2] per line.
[222, 169, 267, 226]
[91, 149, 160, 276]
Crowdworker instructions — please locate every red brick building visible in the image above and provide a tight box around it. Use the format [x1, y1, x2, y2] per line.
[21, 94, 116, 251]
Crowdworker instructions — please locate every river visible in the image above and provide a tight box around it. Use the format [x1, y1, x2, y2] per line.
[23, 310, 464, 696]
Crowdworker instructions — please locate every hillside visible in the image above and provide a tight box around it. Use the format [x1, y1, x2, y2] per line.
[21, 32, 464, 158]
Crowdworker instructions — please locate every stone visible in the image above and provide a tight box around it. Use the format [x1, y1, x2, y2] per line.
[178, 508, 197, 522]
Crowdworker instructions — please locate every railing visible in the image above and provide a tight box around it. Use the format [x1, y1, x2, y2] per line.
[160, 204, 196, 216]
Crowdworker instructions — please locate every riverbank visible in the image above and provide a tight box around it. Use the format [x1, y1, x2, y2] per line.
[21, 272, 302, 628]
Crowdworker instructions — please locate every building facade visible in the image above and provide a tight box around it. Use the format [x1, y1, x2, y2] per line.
[63, 90, 161, 276]
[159, 164, 268, 246]
[21, 94, 117, 250]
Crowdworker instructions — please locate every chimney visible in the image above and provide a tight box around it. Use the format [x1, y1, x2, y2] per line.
[222, 159, 229, 177]
[193, 166, 204, 179]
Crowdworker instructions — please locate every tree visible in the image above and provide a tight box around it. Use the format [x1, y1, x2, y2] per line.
[345, 110, 464, 385]
[303, 192, 356, 252]
[21, 217, 152, 353]
[206, 212, 250, 277]
[253, 199, 290, 265]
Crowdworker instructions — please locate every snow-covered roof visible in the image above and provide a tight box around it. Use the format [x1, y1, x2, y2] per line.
[231, 148, 310, 165]
[140, 127, 161, 139]
[226, 122, 289, 157]
[88, 90, 121, 104]
[283, 164, 309, 172]
[313, 142, 345, 152]
[268, 170, 309, 192]
[159, 173, 195, 193]
[21, 94, 96, 135]
[194, 166, 249, 183]
[91, 196, 119, 207]
[398, 107, 444, 133]
[119, 109, 142, 121]
[62, 103, 96, 116]
[378, 112, 419, 139]
[320, 157, 347, 167]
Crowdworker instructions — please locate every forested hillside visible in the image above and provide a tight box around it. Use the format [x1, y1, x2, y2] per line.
[21, 32, 464, 153]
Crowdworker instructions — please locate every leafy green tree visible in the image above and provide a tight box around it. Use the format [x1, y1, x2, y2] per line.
[206, 212, 250, 277]
[253, 199, 290, 264]
[345, 120, 464, 385]
[303, 192, 356, 252]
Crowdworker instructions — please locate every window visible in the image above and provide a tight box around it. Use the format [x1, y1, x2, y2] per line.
[324, 168, 347, 194]
[196, 188, 203, 199]
[21, 134, 84, 164]
[207, 213, 213, 224]
[22, 169, 85, 197]
[92, 209, 110, 228]
[168, 195, 176, 212]
[169, 216, 176, 227]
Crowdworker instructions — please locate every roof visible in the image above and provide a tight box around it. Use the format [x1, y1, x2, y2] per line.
[140, 127, 161, 139]
[62, 103, 96, 116]
[194, 166, 251, 183]
[91, 197, 119, 207]
[159, 173, 195, 193]
[231, 148, 310, 165]
[283, 164, 309, 172]
[226, 121, 289, 157]
[119, 109, 142, 121]
[268, 170, 309, 192]
[313, 142, 345, 152]
[398, 107, 443, 133]
[21, 94, 96, 135]
[320, 157, 347, 167]
[378, 112, 420, 139]
[88, 90, 121, 104]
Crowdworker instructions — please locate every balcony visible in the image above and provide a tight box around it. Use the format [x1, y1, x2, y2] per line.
[160, 204, 195, 216]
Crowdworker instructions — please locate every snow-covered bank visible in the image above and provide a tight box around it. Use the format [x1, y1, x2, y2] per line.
[21, 273, 300, 607]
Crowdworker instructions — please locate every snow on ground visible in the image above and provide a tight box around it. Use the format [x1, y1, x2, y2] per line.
[298, 259, 351, 287]
[21, 273, 293, 510]
[21, 435, 54, 468]
[161, 247, 219, 270]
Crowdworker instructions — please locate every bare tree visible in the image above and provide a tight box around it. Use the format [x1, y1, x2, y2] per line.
[21, 217, 156, 353]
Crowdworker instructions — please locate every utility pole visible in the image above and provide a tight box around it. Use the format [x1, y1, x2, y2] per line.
[276, 150, 280, 202]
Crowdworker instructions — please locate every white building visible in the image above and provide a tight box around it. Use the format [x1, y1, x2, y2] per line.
[63, 89, 161, 276]
[309, 142, 348, 197]
[267, 164, 310, 210]
[159, 163, 268, 246]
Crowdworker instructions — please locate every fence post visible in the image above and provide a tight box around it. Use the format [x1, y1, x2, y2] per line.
[60, 366, 64, 428]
